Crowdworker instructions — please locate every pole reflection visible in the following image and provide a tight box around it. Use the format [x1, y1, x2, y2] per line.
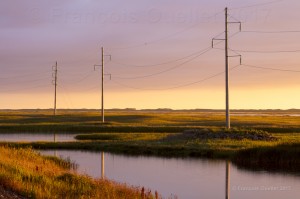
[101, 152, 105, 179]
[225, 161, 230, 199]
[53, 133, 57, 157]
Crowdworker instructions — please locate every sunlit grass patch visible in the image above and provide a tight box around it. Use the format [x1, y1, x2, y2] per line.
[0, 146, 156, 199]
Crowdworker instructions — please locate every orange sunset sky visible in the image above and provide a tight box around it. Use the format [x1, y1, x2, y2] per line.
[1, 0, 300, 109]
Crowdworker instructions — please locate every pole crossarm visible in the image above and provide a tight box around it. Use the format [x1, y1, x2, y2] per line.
[228, 22, 242, 31]
[228, 55, 242, 65]
[212, 38, 226, 48]
[94, 64, 102, 71]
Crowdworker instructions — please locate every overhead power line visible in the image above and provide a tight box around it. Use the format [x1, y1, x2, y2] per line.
[0, 76, 51, 87]
[241, 64, 300, 73]
[231, 48, 300, 54]
[112, 32, 226, 68]
[0, 84, 51, 93]
[242, 30, 300, 34]
[113, 46, 213, 80]
[229, 0, 284, 10]
[0, 71, 50, 80]
[111, 47, 216, 68]
[107, 10, 224, 51]
[60, 70, 95, 85]
[111, 64, 241, 91]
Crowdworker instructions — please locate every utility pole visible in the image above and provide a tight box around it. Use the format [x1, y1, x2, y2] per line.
[101, 47, 104, 123]
[52, 61, 58, 116]
[94, 47, 111, 123]
[212, 7, 241, 129]
[225, 7, 230, 129]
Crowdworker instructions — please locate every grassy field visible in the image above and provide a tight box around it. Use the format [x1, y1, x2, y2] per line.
[0, 146, 156, 199]
[0, 109, 299, 132]
[0, 109, 300, 173]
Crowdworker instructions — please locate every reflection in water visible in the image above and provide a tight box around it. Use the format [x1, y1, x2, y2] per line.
[100, 152, 230, 196]
[54, 150, 58, 157]
[0, 133, 75, 142]
[39, 150, 300, 199]
[101, 152, 105, 179]
[226, 161, 230, 199]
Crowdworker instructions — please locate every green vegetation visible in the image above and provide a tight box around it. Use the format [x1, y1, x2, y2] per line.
[0, 109, 299, 133]
[0, 146, 156, 199]
[75, 133, 171, 141]
[0, 109, 300, 173]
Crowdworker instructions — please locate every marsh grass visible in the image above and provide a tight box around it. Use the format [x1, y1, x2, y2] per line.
[1, 109, 299, 134]
[0, 109, 299, 173]
[0, 146, 156, 199]
[75, 133, 171, 141]
[233, 143, 300, 173]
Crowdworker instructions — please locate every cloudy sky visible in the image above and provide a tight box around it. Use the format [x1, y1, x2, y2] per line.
[1, 0, 300, 109]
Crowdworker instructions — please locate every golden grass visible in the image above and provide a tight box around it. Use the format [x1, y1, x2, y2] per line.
[0, 146, 156, 199]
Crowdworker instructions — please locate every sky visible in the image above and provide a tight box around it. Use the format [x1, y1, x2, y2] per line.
[1, 0, 300, 109]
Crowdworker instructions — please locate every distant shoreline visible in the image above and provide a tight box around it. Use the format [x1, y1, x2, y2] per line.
[1, 108, 300, 112]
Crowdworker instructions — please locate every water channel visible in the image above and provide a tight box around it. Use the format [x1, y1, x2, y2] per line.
[0, 133, 76, 142]
[1, 134, 299, 199]
[40, 150, 300, 199]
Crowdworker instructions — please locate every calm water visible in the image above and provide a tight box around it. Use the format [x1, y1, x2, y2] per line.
[0, 133, 76, 142]
[40, 150, 300, 199]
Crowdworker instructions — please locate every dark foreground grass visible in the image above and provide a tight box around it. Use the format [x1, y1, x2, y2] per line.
[233, 143, 300, 174]
[0, 146, 157, 199]
[75, 133, 171, 141]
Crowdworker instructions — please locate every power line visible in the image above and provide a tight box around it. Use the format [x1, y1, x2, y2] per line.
[0, 71, 50, 80]
[113, 47, 213, 80]
[107, 10, 224, 51]
[111, 32, 226, 69]
[111, 47, 216, 68]
[111, 64, 241, 91]
[0, 76, 51, 87]
[60, 70, 95, 85]
[228, 14, 241, 23]
[0, 84, 51, 93]
[111, 72, 221, 91]
[242, 30, 300, 34]
[230, 48, 300, 54]
[241, 64, 300, 73]
[229, 0, 284, 10]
